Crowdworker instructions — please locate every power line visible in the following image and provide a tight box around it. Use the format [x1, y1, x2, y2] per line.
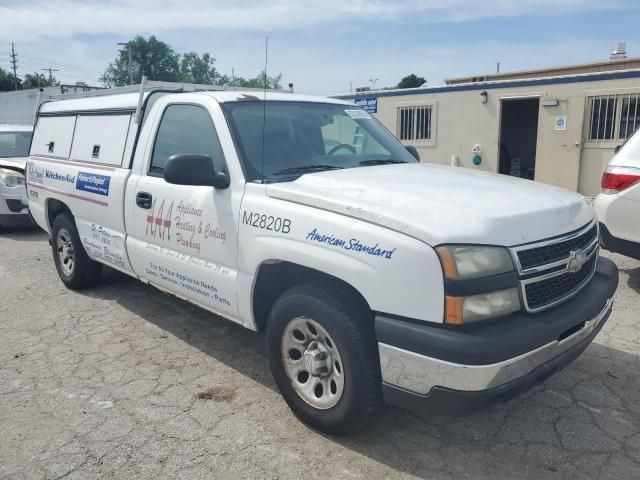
[20, 53, 104, 71]
[19, 60, 103, 76]
[19, 54, 106, 76]
[19, 57, 103, 74]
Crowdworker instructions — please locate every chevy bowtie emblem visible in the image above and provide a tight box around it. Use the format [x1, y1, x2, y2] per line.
[567, 249, 588, 273]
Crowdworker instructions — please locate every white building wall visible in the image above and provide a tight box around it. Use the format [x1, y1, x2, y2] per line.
[352, 74, 640, 196]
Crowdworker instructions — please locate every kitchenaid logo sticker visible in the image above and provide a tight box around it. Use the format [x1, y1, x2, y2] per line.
[306, 228, 396, 259]
[75, 172, 110, 196]
[26, 162, 44, 184]
[145, 199, 227, 255]
[45, 170, 75, 184]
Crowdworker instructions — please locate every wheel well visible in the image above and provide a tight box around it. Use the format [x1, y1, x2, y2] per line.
[46, 199, 71, 230]
[252, 261, 371, 332]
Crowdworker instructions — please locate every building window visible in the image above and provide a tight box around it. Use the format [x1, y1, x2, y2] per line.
[586, 93, 640, 142]
[398, 105, 432, 141]
[620, 95, 640, 140]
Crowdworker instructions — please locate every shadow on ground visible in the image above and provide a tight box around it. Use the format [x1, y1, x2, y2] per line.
[0, 225, 45, 242]
[77, 266, 640, 479]
[623, 265, 640, 294]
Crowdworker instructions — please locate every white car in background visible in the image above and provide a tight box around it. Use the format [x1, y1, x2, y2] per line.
[0, 124, 33, 232]
[594, 129, 640, 260]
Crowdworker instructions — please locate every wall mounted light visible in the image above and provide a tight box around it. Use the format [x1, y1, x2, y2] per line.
[480, 91, 488, 104]
[542, 99, 559, 107]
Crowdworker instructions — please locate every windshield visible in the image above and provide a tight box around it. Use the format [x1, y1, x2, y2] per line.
[0, 131, 32, 158]
[223, 101, 417, 182]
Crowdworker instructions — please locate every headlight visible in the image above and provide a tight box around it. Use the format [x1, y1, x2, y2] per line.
[445, 288, 521, 324]
[0, 168, 25, 187]
[436, 245, 514, 280]
[436, 245, 520, 324]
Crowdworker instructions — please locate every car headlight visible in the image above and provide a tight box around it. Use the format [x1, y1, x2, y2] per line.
[436, 245, 520, 324]
[0, 168, 25, 187]
[436, 245, 514, 280]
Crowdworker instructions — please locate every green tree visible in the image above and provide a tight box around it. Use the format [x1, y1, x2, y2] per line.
[101, 35, 283, 89]
[234, 71, 282, 89]
[0, 67, 21, 91]
[101, 35, 180, 86]
[396, 74, 426, 89]
[179, 52, 228, 85]
[23, 72, 58, 89]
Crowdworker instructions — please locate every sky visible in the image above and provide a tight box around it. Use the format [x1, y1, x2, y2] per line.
[0, 0, 639, 95]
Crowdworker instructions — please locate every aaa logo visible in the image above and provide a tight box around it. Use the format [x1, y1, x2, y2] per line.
[146, 199, 173, 240]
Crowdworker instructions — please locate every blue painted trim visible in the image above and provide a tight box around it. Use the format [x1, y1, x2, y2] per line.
[334, 69, 640, 100]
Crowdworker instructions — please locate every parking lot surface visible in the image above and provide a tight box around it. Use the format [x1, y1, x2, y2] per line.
[1, 228, 639, 480]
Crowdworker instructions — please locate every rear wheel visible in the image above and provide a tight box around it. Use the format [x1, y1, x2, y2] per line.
[266, 283, 380, 435]
[51, 213, 102, 289]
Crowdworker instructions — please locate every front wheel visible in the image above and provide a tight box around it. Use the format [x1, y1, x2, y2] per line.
[266, 283, 381, 435]
[51, 213, 102, 289]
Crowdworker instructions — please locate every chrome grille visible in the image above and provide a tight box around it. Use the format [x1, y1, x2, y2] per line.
[511, 222, 599, 312]
[517, 224, 598, 271]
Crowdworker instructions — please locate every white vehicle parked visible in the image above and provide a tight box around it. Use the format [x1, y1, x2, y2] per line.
[0, 124, 33, 231]
[594, 128, 640, 260]
[28, 87, 618, 435]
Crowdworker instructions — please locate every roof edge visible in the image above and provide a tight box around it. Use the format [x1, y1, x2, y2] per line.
[334, 68, 640, 100]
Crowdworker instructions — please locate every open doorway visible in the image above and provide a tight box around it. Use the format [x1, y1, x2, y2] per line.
[499, 98, 539, 180]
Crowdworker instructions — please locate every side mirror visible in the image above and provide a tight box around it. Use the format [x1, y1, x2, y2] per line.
[405, 145, 420, 161]
[164, 154, 229, 189]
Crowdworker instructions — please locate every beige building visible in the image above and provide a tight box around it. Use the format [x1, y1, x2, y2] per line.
[337, 62, 640, 197]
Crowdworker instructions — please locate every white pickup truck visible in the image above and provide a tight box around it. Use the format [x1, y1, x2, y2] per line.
[27, 88, 618, 435]
[0, 124, 33, 231]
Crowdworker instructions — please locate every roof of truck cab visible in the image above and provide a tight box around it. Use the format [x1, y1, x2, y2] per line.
[0, 123, 33, 132]
[39, 91, 352, 114]
[200, 91, 353, 105]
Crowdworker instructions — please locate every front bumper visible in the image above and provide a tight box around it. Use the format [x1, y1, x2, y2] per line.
[376, 256, 618, 415]
[0, 183, 31, 228]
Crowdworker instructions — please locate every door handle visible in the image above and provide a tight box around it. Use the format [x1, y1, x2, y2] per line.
[136, 192, 152, 209]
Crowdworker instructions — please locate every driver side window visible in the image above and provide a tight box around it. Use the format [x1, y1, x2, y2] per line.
[150, 104, 226, 175]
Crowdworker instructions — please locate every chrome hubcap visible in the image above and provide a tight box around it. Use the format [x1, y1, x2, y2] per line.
[281, 317, 344, 410]
[56, 228, 75, 276]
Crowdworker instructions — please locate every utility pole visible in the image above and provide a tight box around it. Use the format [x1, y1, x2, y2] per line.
[10, 43, 18, 90]
[496, 62, 501, 73]
[41, 67, 59, 85]
[118, 42, 133, 85]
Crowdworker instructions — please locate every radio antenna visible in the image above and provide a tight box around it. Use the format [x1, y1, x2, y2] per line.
[260, 36, 269, 184]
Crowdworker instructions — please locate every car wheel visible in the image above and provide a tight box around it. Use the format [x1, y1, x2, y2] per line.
[51, 212, 102, 289]
[267, 282, 381, 435]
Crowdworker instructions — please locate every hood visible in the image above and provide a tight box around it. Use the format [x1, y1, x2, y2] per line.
[0, 156, 27, 172]
[266, 163, 594, 246]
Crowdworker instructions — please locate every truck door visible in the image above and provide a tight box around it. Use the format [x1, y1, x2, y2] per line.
[125, 98, 240, 321]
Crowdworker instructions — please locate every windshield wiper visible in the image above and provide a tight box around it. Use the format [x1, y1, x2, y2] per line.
[273, 164, 343, 176]
[358, 159, 408, 166]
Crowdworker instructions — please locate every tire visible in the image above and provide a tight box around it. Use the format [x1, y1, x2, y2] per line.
[51, 212, 102, 289]
[266, 282, 381, 435]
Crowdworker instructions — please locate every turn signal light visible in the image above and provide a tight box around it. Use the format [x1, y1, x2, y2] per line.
[601, 166, 640, 194]
[444, 296, 463, 325]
